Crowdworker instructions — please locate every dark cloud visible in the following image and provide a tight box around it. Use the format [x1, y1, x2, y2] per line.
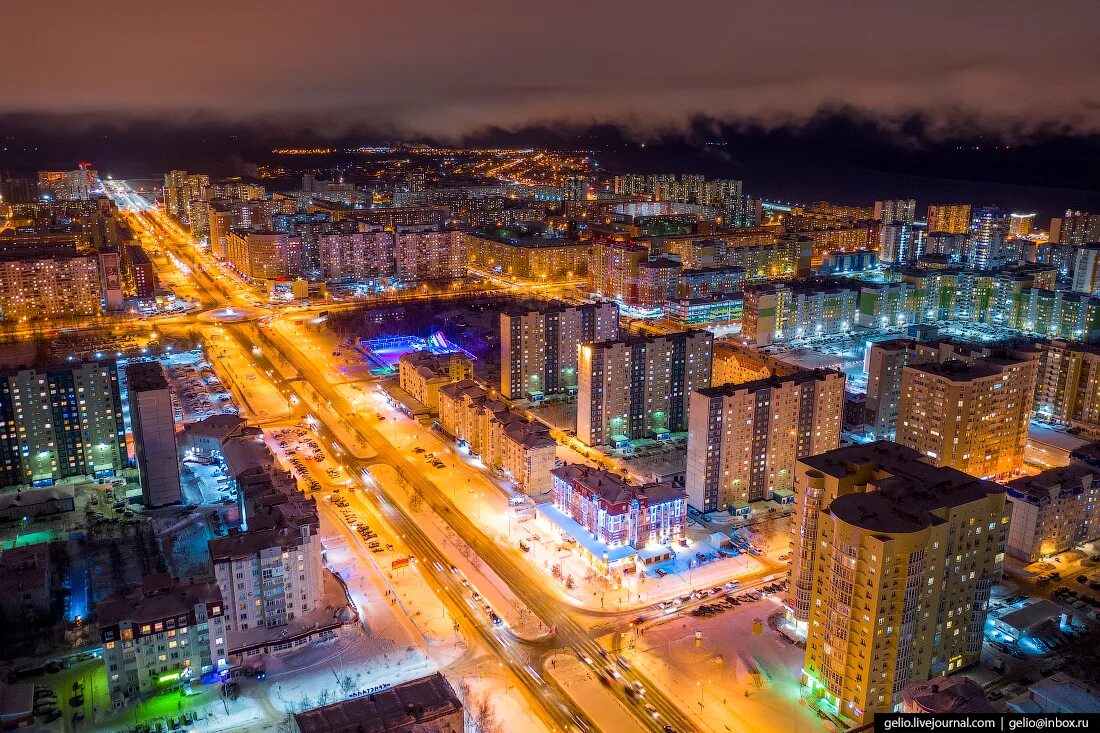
[5, 0, 1099, 140]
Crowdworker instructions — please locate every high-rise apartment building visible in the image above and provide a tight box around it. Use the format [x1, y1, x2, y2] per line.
[317, 228, 396, 282]
[879, 223, 915, 264]
[0, 250, 105, 322]
[393, 226, 466, 281]
[1008, 212, 1035, 239]
[0, 361, 127, 488]
[790, 442, 1008, 724]
[926, 204, 972, 235]
[685, 369, 844, 511]
[1005, 464, 1100, 562]
[873, 199, 916, 225]
[577, 330, 712, 446]
[1051, 211, 1100, 246]
[162, 170, 210, 224]
[500, 300, 619, 400]
[970, 206, 1005, 270]
[863, 340, 1005, 441]
[895, 354, 1038, 479]
[38, 164, 97, 201]
[224, 231, 302, 281]
[1071, 245, 1100, 295]
[127, 361, 182, 508]
[742, 280, 859, 346]
[98, 574, 226, 704]
[1033, 340, 1100, 432]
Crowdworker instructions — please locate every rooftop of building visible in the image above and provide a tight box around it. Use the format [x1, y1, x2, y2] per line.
[803, 441, 1005, 534]
[125, 360, 169, 391]
[695, 367, 842, 398]
[438, 378, 487, 402]
[293, 673, 462, 733]
[501, 418, 556, 450]
[906, 356, 1031, 381]
[501, 298, 612, 317]
[0, 485, 75, 512]
[902, 676, 995, 714]
[97, 574, 221, 628]
[183, 414, 248, 443]
[0, 542, 50, 593]
[1005, 464, 1098, 503]
[552, 463, 684, 507]
[743, 276, 860, 296]
[586, 329, 711, 350]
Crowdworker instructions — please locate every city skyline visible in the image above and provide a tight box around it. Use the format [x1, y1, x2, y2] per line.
[4, 5, 1100, 732]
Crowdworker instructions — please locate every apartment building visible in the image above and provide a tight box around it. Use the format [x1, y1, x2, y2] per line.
[225, 231, 303, 281]
[741, 280, 859, 346]
[0, 250, 104, 322]
[685, 369, 844, 511]
[98, 574, 226, 704]
[465, 233, 590, 281]
[1005, 465, 1100, 562]
[895, 355, 1038, 479]
[1034, 340, 1100, 434]
[317, 228, 396, 282]
[577, 330, 712, 447]
[0, 360, 127, 488]
[551, 464, 686, 549]
[926, 204, 972, 235]
[393, 226, 466, 281]
[437, 380, 556, 494]
[397, 351, 474, 412]
[127, 361, 182, 508]
[790, 442, 1008, 724]
[208, 467, 325, 634]
[863, 340, 1011, 441]
[500, 299, 619, 400]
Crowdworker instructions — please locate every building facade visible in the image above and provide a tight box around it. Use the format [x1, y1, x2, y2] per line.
[127, 361, 182, 508]
[437, 380, 557, 494]
[895, 355, 1038, 479]
[1005, 465, 1100, 562]
[397, 351, 474, 412]
[0, 251, 104, 322]
[500, 300, 619, 400]
[98, 575, 226, 704]
[551, 464, 686, 549]
[790, 442, 1008, 724]
[0, 361, 127, 489]
[317, 228, 396, 282]
[577, 330, 713, 446]
[685, 369, 844, 511]
[393, 227, 466, 281]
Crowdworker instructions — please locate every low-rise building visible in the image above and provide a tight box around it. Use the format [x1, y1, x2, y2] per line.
[98, 574, 227, 704]
[0, 543, 52, 624]
[397, 351, 474, 412]
[293, 673, 463, 733]
[550, 464, 686, 550]
[438, 380, 557, 493]
[901, 677, 994, 714]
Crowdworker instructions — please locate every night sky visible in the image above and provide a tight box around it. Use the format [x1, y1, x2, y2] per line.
[5, 1, 1100, 213]
[8, 1, 1100, 139]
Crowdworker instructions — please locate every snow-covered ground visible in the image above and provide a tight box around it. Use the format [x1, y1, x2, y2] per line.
[621, 591, 831, 733]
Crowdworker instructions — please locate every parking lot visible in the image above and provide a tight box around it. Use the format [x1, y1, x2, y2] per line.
[161, 349, 237, 423]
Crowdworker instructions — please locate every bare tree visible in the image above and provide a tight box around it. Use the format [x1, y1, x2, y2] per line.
[339, 673, 362, 698]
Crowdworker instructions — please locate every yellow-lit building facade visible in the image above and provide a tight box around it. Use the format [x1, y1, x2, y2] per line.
[789, 442, 1008, 725]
